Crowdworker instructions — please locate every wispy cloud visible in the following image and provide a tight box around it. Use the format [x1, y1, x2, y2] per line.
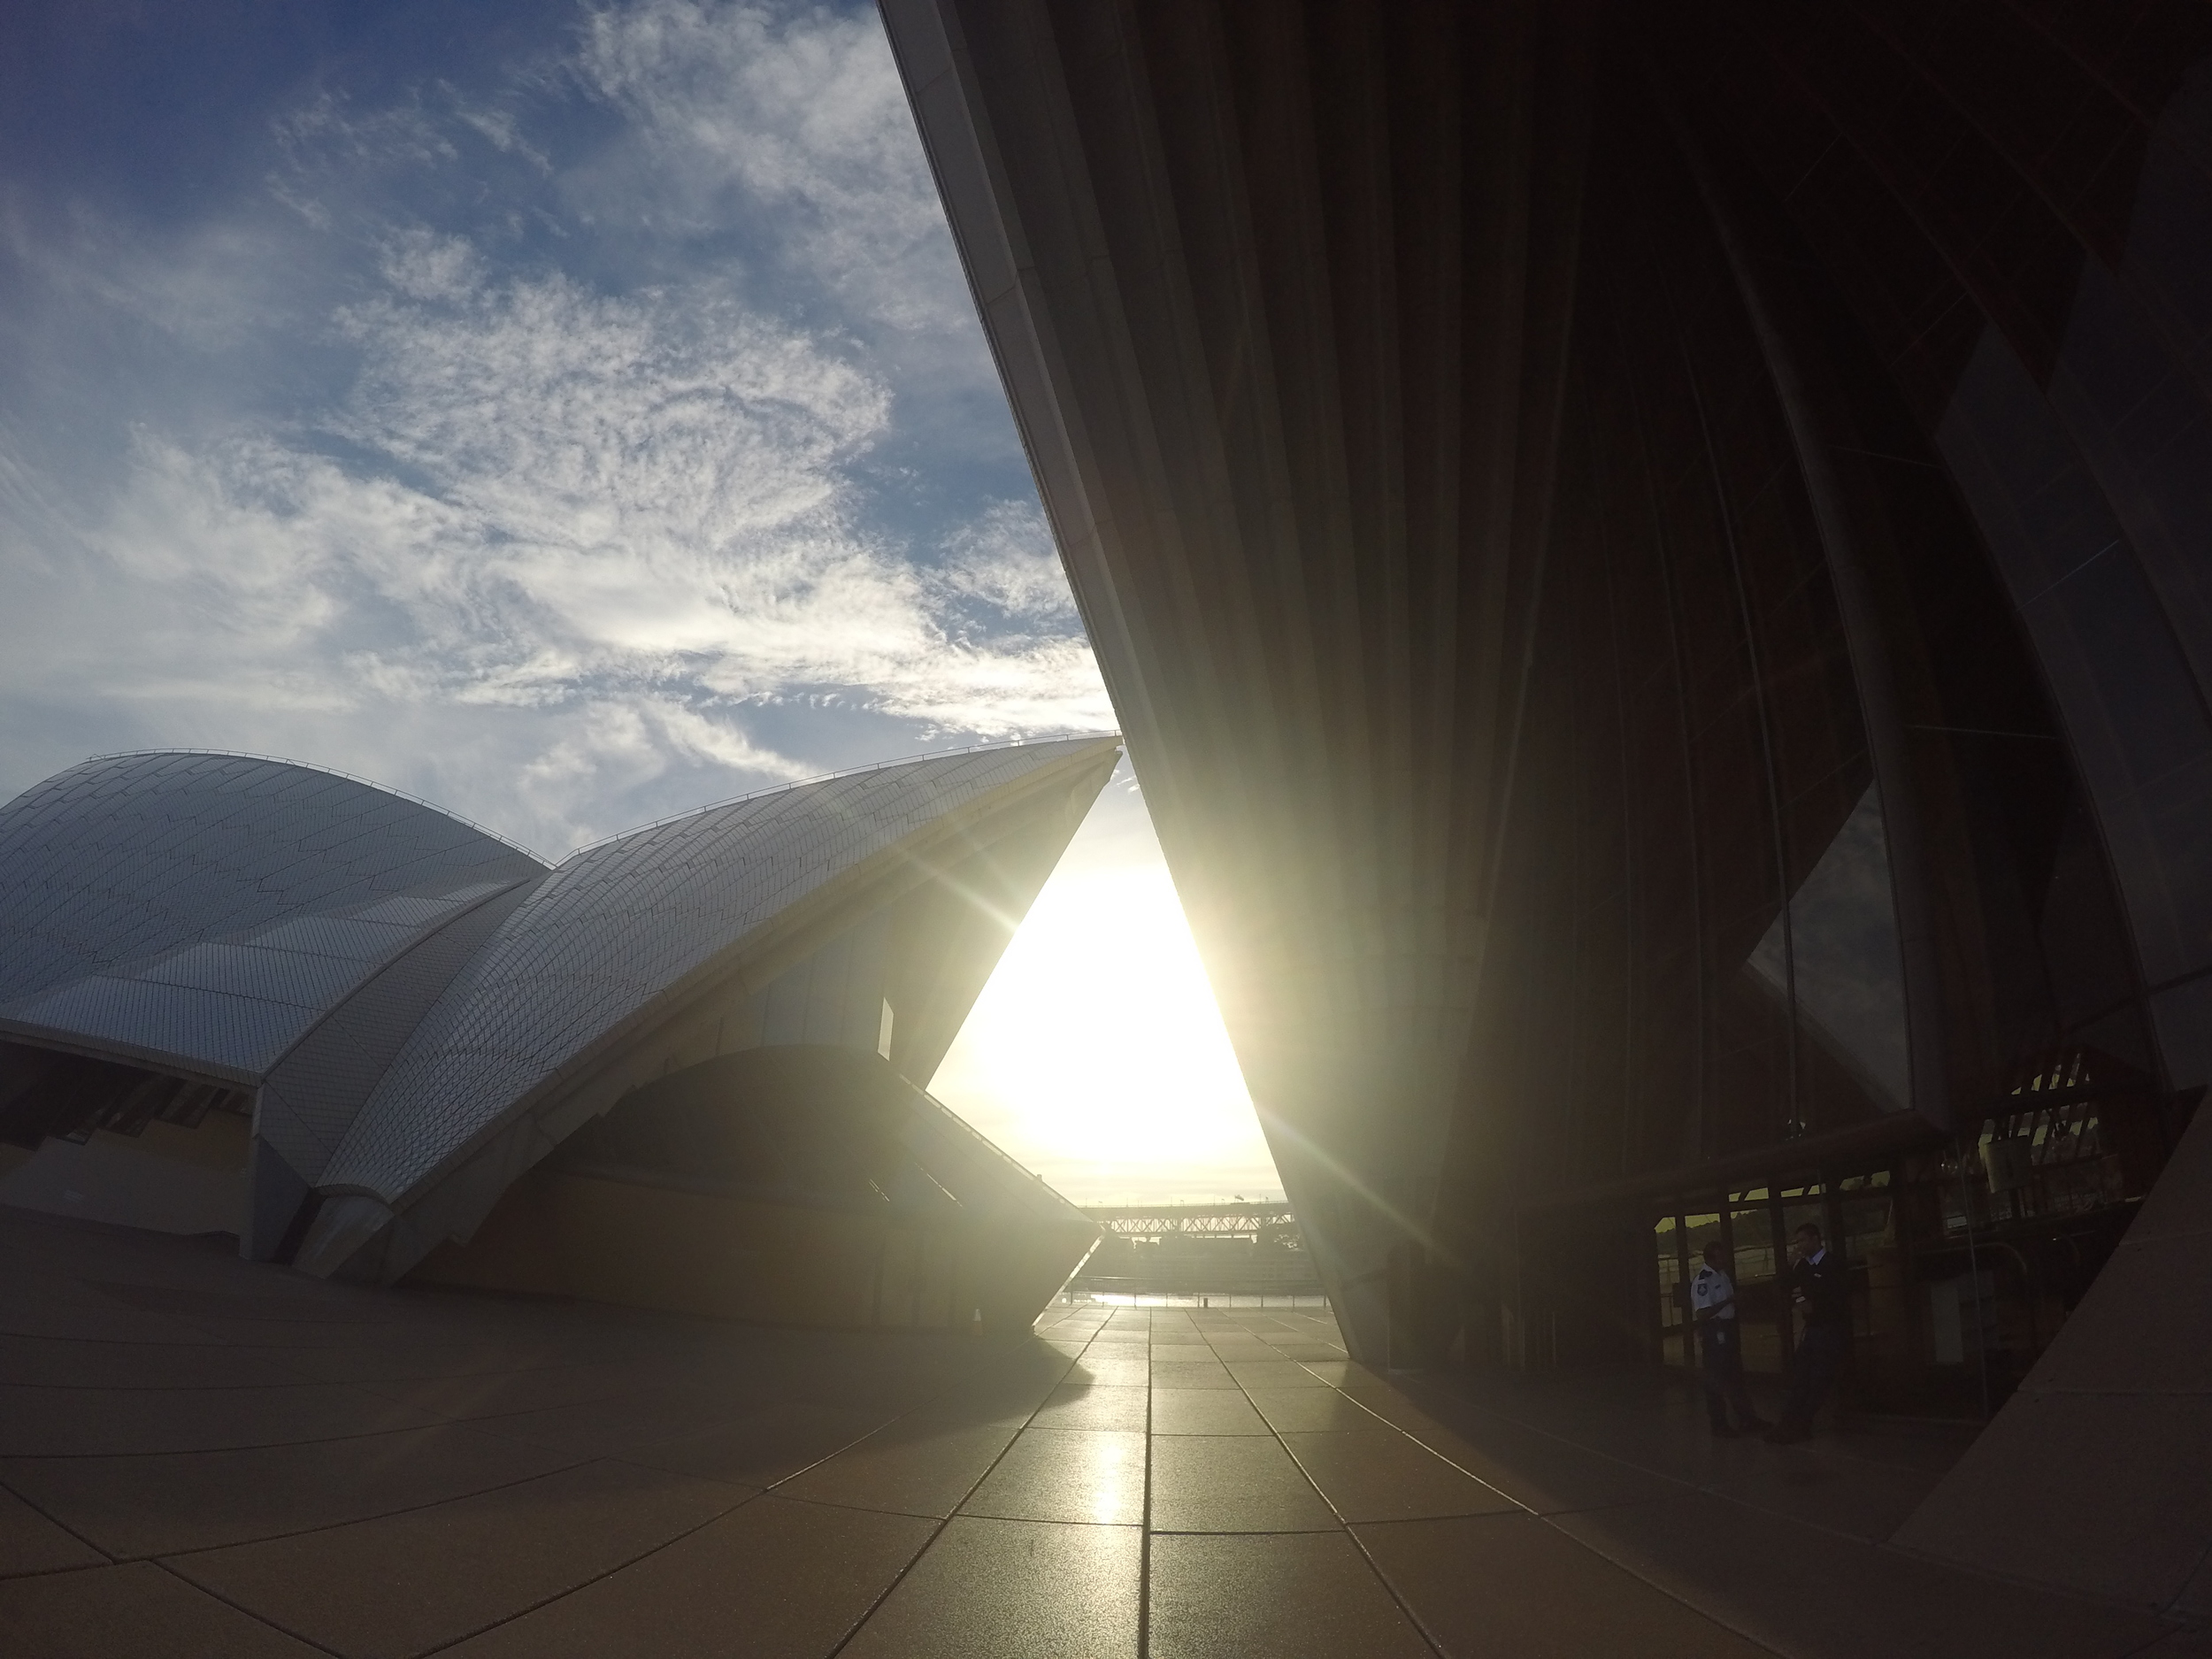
[936, 501, 1085, 630]
[0, 0, 1109, 853]
[575, 0, 966, 334]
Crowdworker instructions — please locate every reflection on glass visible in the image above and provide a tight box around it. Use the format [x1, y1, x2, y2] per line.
[1654, 1214, 1686, 1367]
[1746, 785, 1910, 1114]
[1727, 1190, 1786, 1375]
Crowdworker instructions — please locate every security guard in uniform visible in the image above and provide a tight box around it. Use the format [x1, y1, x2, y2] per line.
[1691, 1240, 1767, 1437]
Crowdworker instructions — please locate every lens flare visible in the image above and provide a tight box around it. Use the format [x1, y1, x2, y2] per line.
[929, 857, 1278, 1202]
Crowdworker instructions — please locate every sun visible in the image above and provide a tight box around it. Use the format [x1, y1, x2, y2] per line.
[927, 799, 1279, 1202]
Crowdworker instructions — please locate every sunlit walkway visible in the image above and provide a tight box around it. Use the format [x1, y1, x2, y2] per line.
[0, 1206, 2192, 1656]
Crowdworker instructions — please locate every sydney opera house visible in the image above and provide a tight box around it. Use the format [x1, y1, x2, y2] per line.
[7, 0, 2212, 1654]
[0, 742, 1114, 1324]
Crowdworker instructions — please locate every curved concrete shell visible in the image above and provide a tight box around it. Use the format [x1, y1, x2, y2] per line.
[300, 738, 1120, 1286]
[0, 739, 1118, 1333]
[0, 751, 546, 1086]
[0, 753, 548, 1243]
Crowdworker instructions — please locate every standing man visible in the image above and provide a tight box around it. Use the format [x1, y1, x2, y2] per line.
[1768, 1221, 1850, 1445]
[1691, 1240, 1766, 1436]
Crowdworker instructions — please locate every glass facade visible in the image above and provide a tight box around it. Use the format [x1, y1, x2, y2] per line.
[1471, 12, 2208, 1214]
[1644, 1076, 2163, 1417]
[1668, 0, 2212, 1100]
[1463, 9, 2212, 1409]
[1477, 58, 1930, 1185]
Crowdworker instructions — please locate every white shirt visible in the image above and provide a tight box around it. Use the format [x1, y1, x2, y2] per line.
[1690, 1263, 1736, 1321]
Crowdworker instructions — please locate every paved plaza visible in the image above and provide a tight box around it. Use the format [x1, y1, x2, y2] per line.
[0, 1206, 2197, 1657]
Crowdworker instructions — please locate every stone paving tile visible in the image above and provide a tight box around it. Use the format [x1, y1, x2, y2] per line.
[252, 1342, 595, 1386]
[442, 1496, 934, 1659]
[1357, 1513, 1773, 1658]
[1148, 1361, 1239, 1390]
[0, 1479, 107, 1576]
[0, 1379, 457, 1458]
[1698, 1438, 1949, 1544]
[1896, 1388, 2212, 1613]
[4, 1220, 2178, 1659]
[165, 1459, 744, 1659]
[1065, 1354, 1150, 1387]
[1341, 1391, 1682, 1514]
[1148, 1435, 1337, 1533]
[1243, 1385, 1385, 1434]
[1224, 1359, 1331, 1391]
[0, 1333, 319, 1391]
[0, 1420, 584, 1558]
[1029, 1382, 1148, 1432]
[1148, 1532, 1432, 1658]
[0, 1560, 319, 1658]
[336, 1360, 648, 1421]
[1281, 1428, 1517, 1524]
[841, 1516, 1141, 1658]
[615, 1398, 892, 1491]
[959, 1427, 1145, 1526]
[0, 1302, 237, 1347]
[1554, 1491, 2167, 1659]
[773, 1414, 1022, 1519]
[1150, 1342, 1216, 1363]
[1151, 1388, 1270, 1436]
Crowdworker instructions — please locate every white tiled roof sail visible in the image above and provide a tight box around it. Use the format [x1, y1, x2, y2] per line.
[256, 883, 539, 1186]
[322, 740, 1112, 1208]
[0, 753, 548, 1086]
[0, 739, 1119, 1286]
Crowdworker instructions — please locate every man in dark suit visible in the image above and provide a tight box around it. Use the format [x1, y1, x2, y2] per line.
[1767, 1221, 1850, 1445]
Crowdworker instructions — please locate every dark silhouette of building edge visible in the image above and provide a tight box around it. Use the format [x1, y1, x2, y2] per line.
[881, 0, 2212, 1613]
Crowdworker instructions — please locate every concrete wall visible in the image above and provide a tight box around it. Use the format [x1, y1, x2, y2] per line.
[0, 1110, 249, 1236]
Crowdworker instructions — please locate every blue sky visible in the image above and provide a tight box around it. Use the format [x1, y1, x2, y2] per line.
[0, 0, 1278, 1201]
[0, 0, 1109, 850]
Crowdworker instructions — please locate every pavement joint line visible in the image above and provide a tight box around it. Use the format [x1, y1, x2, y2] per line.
[402, 1479, 772, 1657]
[1399, 1371, 2192, 1652]
[1139, 1326, 1155, 1659]
[1228, 1349, 1448, 1656]
[1407, 1374, 2006, 1556]
[0, 1460, 116, 1569]
[1278, 1362, 1810, 1655]
[819, 1347, 1083, 1656]
[1877, 1533, 2212, 1634]
[783, 1492, 1141, 1528]
[1339, 1384, 1799, 1659]
[150, 1553, 351, 1659]
[0, 1558, 115, 1585]
[131, 1454, 608, 1564]
[1286, 1361, 1535, 1516]
[2158, 1531, 2212, 1624]
[407, 1349, 1059, 1658]
[0, 1366, 588, 1394]
[0, 1389, 655, 1461]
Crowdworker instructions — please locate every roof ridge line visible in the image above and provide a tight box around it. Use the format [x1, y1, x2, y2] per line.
[556, 730, 1122, 860]
[74, 749, 549, 865]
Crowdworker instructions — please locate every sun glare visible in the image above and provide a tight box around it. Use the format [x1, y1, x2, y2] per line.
[929, 783, 1279, 1202]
